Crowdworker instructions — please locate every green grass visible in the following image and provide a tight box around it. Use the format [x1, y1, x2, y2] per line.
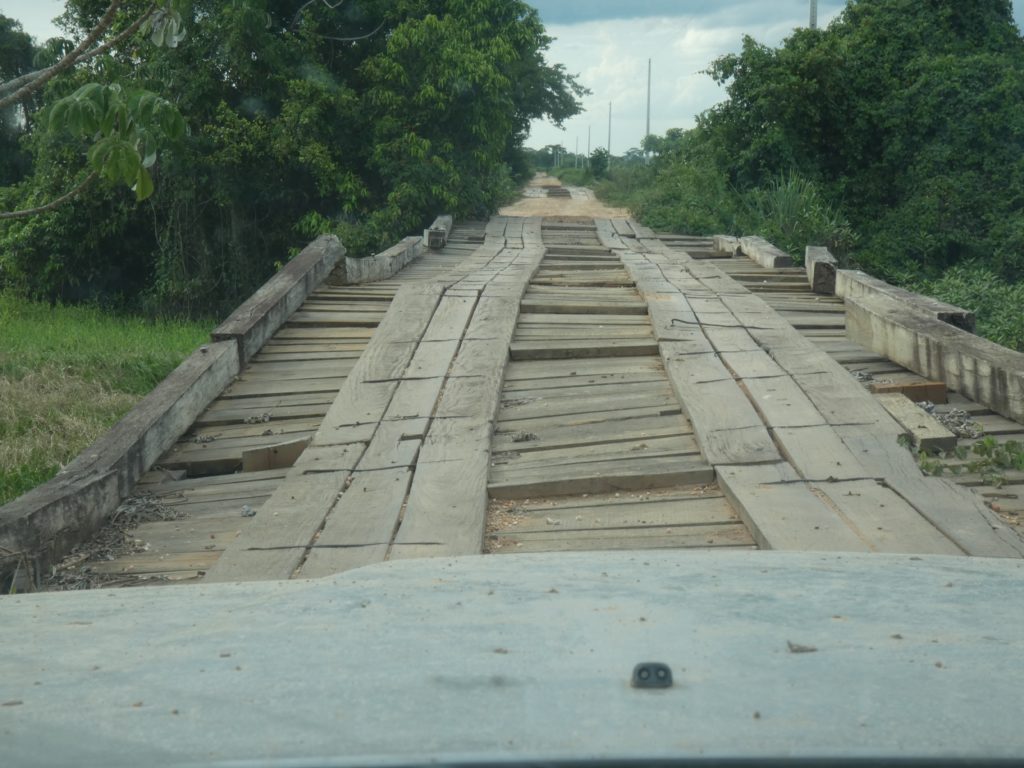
[0, 294, 210, 505]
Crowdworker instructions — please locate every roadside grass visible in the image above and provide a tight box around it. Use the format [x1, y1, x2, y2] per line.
[0, 294, 210, 505]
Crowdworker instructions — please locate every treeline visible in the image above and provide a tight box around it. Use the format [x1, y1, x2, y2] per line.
[595, 0, 1024, 349]
[0, 0, 583, 317]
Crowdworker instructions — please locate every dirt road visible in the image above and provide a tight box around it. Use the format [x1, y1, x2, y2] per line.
[498, 173, 630, 218]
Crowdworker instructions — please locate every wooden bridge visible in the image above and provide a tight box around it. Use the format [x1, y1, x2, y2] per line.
[4, 182, 1024, 591]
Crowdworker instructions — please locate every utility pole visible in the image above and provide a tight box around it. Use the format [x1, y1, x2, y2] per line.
[587, 125, 591, 168]
[607, 101, 612, 169]
[645, 58, 652, 146]
[575, 136, 579, 169]
[810, 0, 818, 29]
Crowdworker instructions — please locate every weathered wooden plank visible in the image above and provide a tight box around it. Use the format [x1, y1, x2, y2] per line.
[490, 524, 754, 553]
[88, 551, 221, 575]
[495, 495, 736, 532]
[661, 349, 780, 465]
[492, 434, 700, 474]
[202, 443, 366, 582]
[743, 376, 828, 428]
[509, 339, 659, 361]
[773, 425, 871, 481]
[299, 467, 413, 577]
[498, 390, 678, 422]
[503, 356, 663, 381]
[717, 463, 869, 551]
[814, 480, 963, 555]
[488, 456, 714, 500]
[875, 393, 957, 453]
[869, 380, 949, 404]
[520, 299, 647, 316]
[390, 419, 492, 559]
[835, 427, 1024, 558]
[241, 438, 311, 472]
[493, 415, 689, 454]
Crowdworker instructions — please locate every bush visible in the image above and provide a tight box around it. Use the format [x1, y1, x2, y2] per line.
[911, 264, 1024, 351]
[552, 167, 593, 186]
[741, 173, 858, 262]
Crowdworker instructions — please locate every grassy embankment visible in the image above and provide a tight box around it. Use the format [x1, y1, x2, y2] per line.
[0, 294, 209, 505]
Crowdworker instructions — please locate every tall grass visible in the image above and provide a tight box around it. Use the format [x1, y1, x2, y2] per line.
[0, 294, 209, 504]
[741, 173, 858, 262]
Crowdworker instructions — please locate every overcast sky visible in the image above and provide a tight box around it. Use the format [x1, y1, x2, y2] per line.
[5, 0, 1024, 153]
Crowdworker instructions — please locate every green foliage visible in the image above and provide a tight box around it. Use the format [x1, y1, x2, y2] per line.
[49, 83, 185, 199]
[551, 167, 592, 186]
[0, 291, 209, 393]
[589, 147, 609, 179]
[697, 0, 1024, 282]
[907, 263, 1024, 350]
[742, 173, 857, 260]
[1, 0, 584, 315]
[0, 292, 208, 505]
[0, 14, 35, 185]
[595, 0, 1024, 351]
[912, 434, 1024, 488]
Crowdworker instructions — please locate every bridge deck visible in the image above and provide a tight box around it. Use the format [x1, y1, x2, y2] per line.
[56, 210, 1024, 588]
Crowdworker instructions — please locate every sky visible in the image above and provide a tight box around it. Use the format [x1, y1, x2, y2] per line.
[5, 0, 1024, 153]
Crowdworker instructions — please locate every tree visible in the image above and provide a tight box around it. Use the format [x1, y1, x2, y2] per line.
[0, 1, 187, 219]
[590, 147, 609, 178]
[0, 15, 36, 185]
[0, 0, 585, 313]
[695, 0, 1024, 278]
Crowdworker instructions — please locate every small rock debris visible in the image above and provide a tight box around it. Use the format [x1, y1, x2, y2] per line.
[787, 641, 819, 654]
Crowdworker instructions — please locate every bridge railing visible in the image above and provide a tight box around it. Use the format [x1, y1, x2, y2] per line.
[722, 236, 1024, 427]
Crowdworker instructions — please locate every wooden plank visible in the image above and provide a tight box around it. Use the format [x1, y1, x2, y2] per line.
[717, 463, 870, 552]
[299, 467, 413, 577]
[772, 425, 871, 481]
[492, 434, 700, 473]
[869, 380, 948, 404]
[520, 299, 647, 316]
[88, 551, 221, 575]
[719, 351, 787, 380]
[835, 427, 1024, 558]
[488, 456, 715, 500]
[503, 356, 663, 381]
[497, 389, 678, 422]
[493, 415, 689, 454]
[390, 419, 492, 558]
[743, 376, 827, 428]
[814, 480, 963, 555]
[496, 405, 683, 436]
[501, 372, 668, 395]
[875, 393, 957, 453]
[494, 495, 737, 532]
[241, 438, 311, 472]
[509, 339, 659, 361]
[202, 443, 366, 582]
[661, 350, 780, 465]
[489, 523, 753, 553]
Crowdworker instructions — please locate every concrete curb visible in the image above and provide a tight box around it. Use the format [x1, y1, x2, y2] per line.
[338, 214, 453, 285]
[837, 269, 975, 332]
[213, 234, 345, 366]
[846, 291, 1024, 423]
[805, 246, 838, 294]
[1, 234, 346, 591]
[739, 236, 794, 268]
[0, 341, 240, 589]
[341, 235, 423, 284]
